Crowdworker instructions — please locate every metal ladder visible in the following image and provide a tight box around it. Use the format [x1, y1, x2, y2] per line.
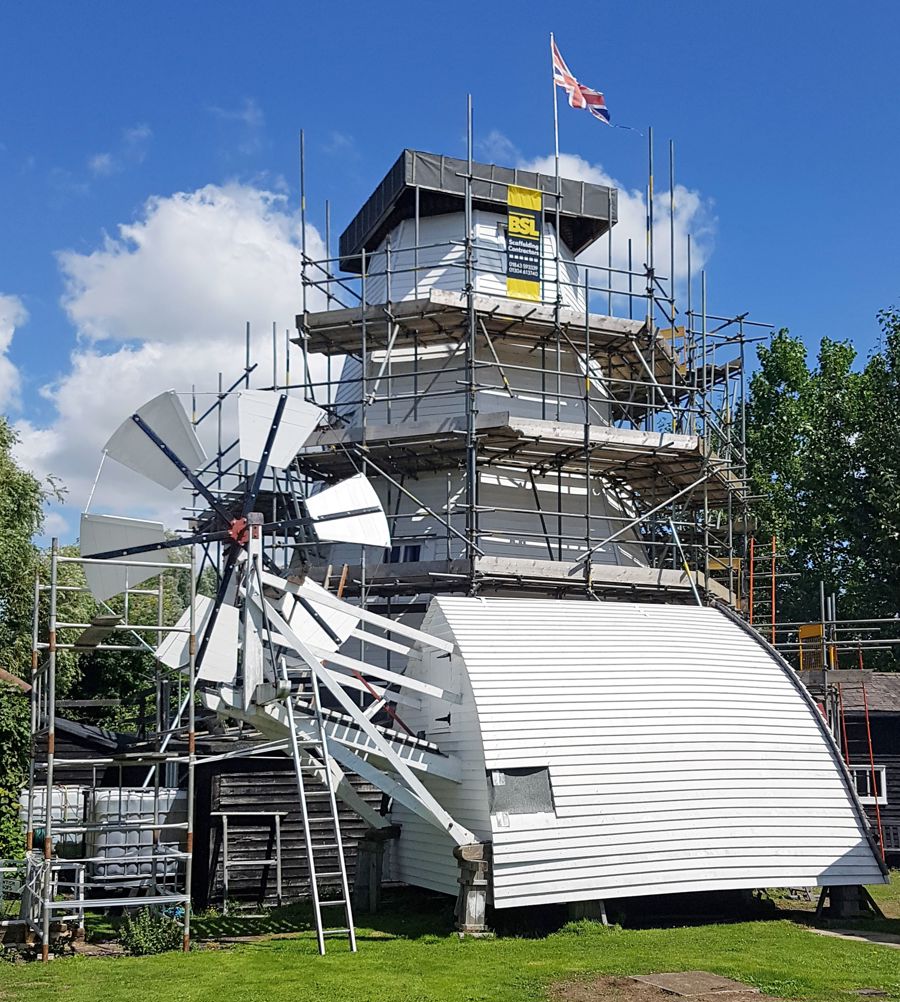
[281, 659, 357, 954]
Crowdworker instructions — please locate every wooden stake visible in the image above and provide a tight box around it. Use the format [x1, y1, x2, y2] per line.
[336, 563, 349, 599]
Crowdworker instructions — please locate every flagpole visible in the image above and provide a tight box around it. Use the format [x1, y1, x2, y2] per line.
[550, 32, 560, 175]
[646, 124, 654, 432]
[550, 32, 563, 420]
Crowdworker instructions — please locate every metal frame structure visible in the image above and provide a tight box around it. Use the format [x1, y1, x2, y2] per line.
[213, 809, 285, 915]
[286, 117, 773, 616]
[23, 545, 196, 960]
[18, 112, 802, 955]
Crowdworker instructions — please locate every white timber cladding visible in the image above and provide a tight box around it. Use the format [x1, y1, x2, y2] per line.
[337, 341, 608, 427]
[364, 212, 584, 310]
[324, 469, 646, 569]
[385, 610, 493, 895]
[387, 598, 886, 905]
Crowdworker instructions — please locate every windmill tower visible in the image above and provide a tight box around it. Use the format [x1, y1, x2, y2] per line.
[25, 147, 880, 952]
[295, 150, 745, 620]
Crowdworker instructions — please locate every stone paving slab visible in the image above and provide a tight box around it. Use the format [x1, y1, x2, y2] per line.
[805, 927, 900, 949]
[631, 973, 760, 996]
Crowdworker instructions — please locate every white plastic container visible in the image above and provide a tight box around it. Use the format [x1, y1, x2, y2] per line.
[84, 788, 186, 887]
[19, 786, 84, 847]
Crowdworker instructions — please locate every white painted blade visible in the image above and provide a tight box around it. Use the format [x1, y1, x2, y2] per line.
[306, 473, 391, 549]
[155, 595, 239, 684]
[276, 578, 358, 653]
[237, 390, 325, 469]
[104, 390, 207, 490]
[80, 513, 167, 602]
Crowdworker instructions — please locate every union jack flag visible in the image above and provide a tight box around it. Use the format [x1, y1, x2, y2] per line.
[551, 37, 610, 124]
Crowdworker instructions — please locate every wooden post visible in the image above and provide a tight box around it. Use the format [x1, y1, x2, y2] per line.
[352, 825, 400, 913]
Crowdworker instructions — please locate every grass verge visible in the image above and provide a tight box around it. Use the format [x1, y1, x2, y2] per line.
[1, 884, 899, 1002]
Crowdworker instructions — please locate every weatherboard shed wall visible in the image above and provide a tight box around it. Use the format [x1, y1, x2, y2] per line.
[386, 605, 492, 895]
[388, 598, 885, 906]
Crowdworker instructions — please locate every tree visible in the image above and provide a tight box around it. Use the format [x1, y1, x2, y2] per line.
[854, 308, 900, 620]
[0, 419, 51, 855]
[746, 312, 900, 665]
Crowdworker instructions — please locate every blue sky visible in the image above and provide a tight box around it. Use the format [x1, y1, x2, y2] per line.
[1, 0, 899, 532]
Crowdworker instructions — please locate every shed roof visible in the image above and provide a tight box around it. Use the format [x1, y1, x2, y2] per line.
[55, 717, 124, 750]
[819, 670, 900, 713]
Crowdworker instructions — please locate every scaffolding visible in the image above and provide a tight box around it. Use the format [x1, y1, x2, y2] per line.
[22, 544, 197, 959]
[747, 537, 900, 670]
[17, 340, 468, 956]
[16, 122, 797, 954]
[284, 133, 772, 614]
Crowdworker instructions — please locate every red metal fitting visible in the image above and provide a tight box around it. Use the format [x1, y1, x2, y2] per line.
[227, 517, 249, 544]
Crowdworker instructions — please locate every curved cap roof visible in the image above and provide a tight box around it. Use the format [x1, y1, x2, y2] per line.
[339, 149, 617, 272]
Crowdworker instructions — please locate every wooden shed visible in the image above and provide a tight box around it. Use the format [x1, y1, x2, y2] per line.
[192, 745, 382, 909]
[804, 670, 900, 862]
[26, 719, 382, 909]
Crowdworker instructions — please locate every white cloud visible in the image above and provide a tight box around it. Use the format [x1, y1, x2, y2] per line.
[87, 123, 153, 178]
[14, 183, 324, 536]
[0, 294, 27, 412]
[477, 129, 520, 165]
[209, 98, 264, 154]
[321, 131, 357, 158]
[123, 123, 153, 159]
[210, 97, 264, 129]
[88, 152, 117, 177]
[519, 152, 715, 308]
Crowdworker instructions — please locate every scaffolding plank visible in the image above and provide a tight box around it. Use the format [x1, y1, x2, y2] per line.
[73, 614, 123, 649]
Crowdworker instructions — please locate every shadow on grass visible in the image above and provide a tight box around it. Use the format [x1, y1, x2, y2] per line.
[194, 887, 458, 942]
[492, 889, 785, 939]
[780, 908, 900, 939]
[89, 883, 897, 950]
[192, 887, 792, 945]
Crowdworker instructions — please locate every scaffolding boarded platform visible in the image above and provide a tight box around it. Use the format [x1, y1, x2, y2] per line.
[295, 290, 695, 404]
[300, 410, 743, 507]
[313, 553, 724, 602]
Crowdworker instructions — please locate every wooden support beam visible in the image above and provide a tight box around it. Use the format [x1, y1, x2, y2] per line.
[0, 667, 30, 693]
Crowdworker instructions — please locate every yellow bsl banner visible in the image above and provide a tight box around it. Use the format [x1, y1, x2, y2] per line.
[506, 185, 542, 302]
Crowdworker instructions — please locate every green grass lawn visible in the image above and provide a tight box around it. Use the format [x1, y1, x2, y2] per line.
[3, 886, 899, 1002]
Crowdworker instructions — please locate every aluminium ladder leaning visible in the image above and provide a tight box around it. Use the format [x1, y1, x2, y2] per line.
[281, 658, 357, 954]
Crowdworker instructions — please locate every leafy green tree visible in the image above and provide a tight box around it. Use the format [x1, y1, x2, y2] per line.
[854, 308, 900, 620]
[0, 420, 52, 855]
[746, 312, 900, 666]
[747, 332, 862, 619]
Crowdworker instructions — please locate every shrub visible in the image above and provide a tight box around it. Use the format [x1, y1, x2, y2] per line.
[556, 918, 621, 936]
[119, 909, 184, 956]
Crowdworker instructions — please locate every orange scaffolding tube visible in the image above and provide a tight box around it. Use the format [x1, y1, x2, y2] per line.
[862, 682, 885, 861]
[837, 682, 850, 764]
